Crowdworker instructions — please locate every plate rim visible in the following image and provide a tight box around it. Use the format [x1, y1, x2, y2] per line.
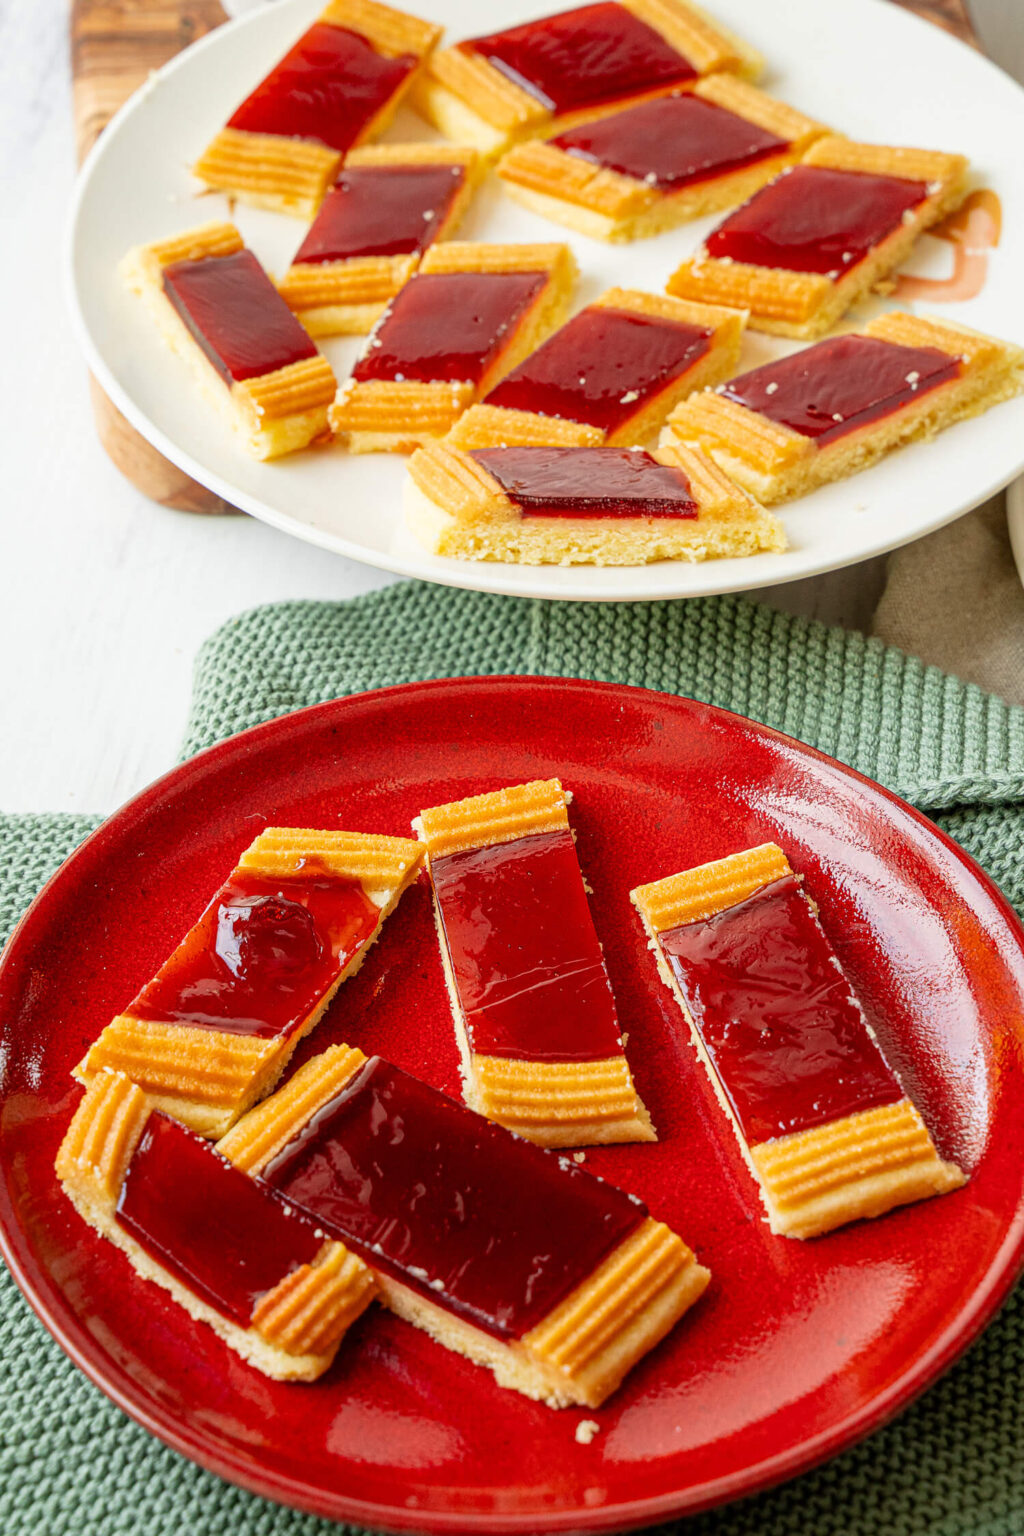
[2, 672, 1024, 1532]
[64, 0, 1024, 604]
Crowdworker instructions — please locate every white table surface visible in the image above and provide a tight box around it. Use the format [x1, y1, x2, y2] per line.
[1, 0, 1018, 816]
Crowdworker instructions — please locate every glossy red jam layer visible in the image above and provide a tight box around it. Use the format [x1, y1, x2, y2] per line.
[659, 874, 903, 1145]
[352, 271, 547, 385]
[431, 828, 624, 1061]
[470, 446, 698, 519]
[705, 165, 928, 276]
[129, 870, 380, 1039]
[261, 1055, 646, 1339]
[228, 22, 416, 154]
[553, 93, 788, 191]
[721, 334, 962, 447]
[463, 1, 695, 115]
[293, 163, 468, 264]
[162, 250, 319, 386]
[485, 306, 711, 435]
[116, 1113, 322, 1326]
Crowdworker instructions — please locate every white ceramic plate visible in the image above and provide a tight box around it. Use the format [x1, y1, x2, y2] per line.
[67, 0, 1024, 601]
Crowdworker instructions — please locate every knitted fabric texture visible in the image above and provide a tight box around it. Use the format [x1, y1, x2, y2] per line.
[1, 582, 1021, 1536]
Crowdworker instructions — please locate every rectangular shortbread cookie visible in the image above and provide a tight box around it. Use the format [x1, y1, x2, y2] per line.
[414, 778, 655, 1145]
[194, 0, 443, 217]
[496, 74, 826, 242]
[74, 825, 423, 1137]
[217, 1043, 710, 1406]
[403, 438, 786, 565]
[120, 222, 337, 459]
[447, 289, 745, 450]
[662, 312, 1024, 503]
[278, 144, 480, 336]
[631, 843, 965, 1238]
[414, 0, 762, 159]
[56, 1070, 377, 1380]
[329, 241, 578, 451]
[666, 137, 969, 338]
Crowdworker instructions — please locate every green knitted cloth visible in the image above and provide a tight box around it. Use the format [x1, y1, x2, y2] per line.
[2, 583, 1022, 1536]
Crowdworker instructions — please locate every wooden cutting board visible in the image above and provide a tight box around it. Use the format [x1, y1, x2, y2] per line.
[72, 1, 231, 513]
[69, 0, 979, 515]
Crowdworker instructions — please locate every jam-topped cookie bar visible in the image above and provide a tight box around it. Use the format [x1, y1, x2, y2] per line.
[415, 0, 761, 158]
[404, 439, 785, 565]
[329, 242, 577, 451]
[194, 0, 443, 217]
[663, 312, 1024, 503]
[278, 144, 479, 336]
[497, 74, 827, 242]
[57, 1071, 377, 1380]
[667, 137, 969, 337]
[447, 290, 744, 450]
[414, 779, 653, 1146]
[217, 1044, 709, 1406]
[632, 845, 965, 1238]
[121, 222, 336, 459]
[75, 826, 423, 1137]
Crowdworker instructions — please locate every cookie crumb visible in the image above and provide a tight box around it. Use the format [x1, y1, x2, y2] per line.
[575, 1419, 600, 1445]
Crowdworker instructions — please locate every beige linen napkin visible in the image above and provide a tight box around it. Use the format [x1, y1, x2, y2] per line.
[872, 498, 1024, 705]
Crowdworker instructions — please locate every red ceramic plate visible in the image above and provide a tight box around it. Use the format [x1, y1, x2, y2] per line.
[2, 677, 1023, 1534]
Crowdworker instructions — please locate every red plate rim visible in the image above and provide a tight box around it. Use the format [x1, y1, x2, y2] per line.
[2, 674, 1023, 1533]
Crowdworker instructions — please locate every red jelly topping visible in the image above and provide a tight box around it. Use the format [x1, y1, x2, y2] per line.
[463, 2, 696, 115]
[162, 250, 318, 386]
[293, 163, 468, 265]
[484, 306, 711, 435]
[552, 93, 788, 191]
[116, 1113, 322, 1326]
[659, 875, 903, 1145]
[721, 334, 962, 447]
[260, 1055, 646, 1339]
[705, 165, 928, 276]
[129, 870, 380, 1038]
[228, 22, 416, 155]
[431, 829, 624, 1061]
[469, 446, 698, 519]
[352, 271, 547, 385]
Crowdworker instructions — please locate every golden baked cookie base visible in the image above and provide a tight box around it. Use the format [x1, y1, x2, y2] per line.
[414, 0, 762, 158]
[632, 841, 791, 932]
[193, 129, 341, 220]
[749, 1099, 965, 1239]
[217, 1042, 369, 1172]
[468, 1055, 655, 1147]
[75, 828, 423, 1138]
[278, 144, 479, 336]
[194, 0, 443, 215]
[320, 0, 442, 59]
[667, 137, 969, 337]
[57, 1071, 377, 1380]
[235, 825, 424, 901]
[120, 221, 336, 459]
[448, 290, 745, 450]
[448, 405, 606, 450]
[218, 1043, 706, 1406]
[416, 776, 570, 858]
[404, 439, 786, 565]
[664, 313, 1024, 503]
[631, 843, 965, 1238]
[330, 242, 578, 451]
[280, 255, 421, 337]
[497, 74, 827, 243]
